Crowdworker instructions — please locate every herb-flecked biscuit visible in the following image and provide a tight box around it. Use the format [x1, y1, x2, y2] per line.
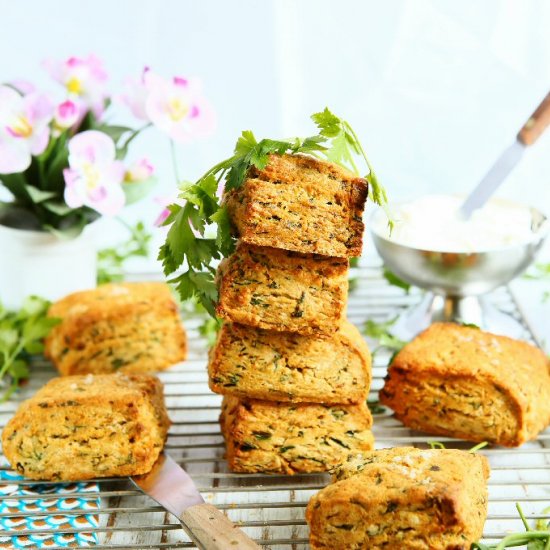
[224, 153, 369, 257]
[380, 323, 550, 447]
[2, 373, 171, 481]
[209, 321, 371, 404]
[216, 242, 348, 334]
[45, 282, 187, 375]
[220, 396, 374, 474]
[306, 447, 489, 550]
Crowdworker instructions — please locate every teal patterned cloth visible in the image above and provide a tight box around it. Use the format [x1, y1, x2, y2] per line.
[0, 470, 99, 548]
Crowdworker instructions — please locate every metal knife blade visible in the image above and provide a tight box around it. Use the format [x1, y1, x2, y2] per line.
[131, 453, 260, 549]
[459, 140, 525, 218]
[131, 453, 204, 517]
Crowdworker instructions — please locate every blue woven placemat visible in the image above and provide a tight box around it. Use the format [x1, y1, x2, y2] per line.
[0, 470, 99, 548]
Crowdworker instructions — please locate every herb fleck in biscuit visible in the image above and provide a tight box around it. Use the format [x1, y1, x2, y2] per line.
[220, 396, 374, 474]
[2, 373, 170, 481]
[45, 282, 187, 375]
[209, 321, 371, 404]
[224, 154, 368, 257]
[216, 242, 348, 335]
[306, 447, 489, 550]
[380, 323, 550, 447]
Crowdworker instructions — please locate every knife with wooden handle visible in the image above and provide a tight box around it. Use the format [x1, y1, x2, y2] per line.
[460, 90, 550, 218]
[131, 453, 260, 550]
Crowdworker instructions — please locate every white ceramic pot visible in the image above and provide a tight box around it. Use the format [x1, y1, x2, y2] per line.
[0, 224, 97, 310]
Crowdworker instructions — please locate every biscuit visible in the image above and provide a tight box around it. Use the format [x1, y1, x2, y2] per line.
[220, 396, 374, 474]
[2, 373, 170, 481]
[224, 154, 368, 257]
[216, 242, 348, 334]
[380, 323, 550, 446]
[209, 321, 371, 404]
[306, 446, 489, 550]
[45, 282, 186, 375]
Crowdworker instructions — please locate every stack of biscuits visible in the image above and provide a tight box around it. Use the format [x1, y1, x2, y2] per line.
[208, 153, 375, 474]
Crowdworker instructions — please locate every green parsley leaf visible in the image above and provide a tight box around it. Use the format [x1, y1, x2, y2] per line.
[0, 296, 59, 401]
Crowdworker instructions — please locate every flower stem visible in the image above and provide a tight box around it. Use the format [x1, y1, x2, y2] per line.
[170, 139, 180, 185]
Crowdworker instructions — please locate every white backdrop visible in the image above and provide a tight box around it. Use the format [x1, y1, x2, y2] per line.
[1, 0, 549, 241]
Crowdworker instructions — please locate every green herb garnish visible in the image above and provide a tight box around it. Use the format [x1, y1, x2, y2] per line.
[472, 503, 550, 549]
[97, 220, 151, 285]
[382, 267, 411, 293]
[0, 296, 59, 401]
[159, 108, 390, 316]
[363, 317, 407, 357]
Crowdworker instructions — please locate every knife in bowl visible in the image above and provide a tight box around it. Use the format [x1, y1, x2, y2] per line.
[131, 453, 260, 550]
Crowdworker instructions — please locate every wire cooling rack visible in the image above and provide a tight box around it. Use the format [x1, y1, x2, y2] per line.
[0, 259, 548, 549]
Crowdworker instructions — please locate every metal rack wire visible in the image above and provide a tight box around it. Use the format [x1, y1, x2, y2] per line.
[0, 260, 548, 549]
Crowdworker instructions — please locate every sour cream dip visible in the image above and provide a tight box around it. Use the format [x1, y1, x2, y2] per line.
[372, 195, 538, 253]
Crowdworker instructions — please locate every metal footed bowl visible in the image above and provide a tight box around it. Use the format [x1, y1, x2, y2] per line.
[370, 205, 549, 339]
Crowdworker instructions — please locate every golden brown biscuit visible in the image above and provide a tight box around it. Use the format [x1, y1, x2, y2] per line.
[209, 321, 371, 404]
[2, 373, 170, 481]
[380, 323, 550, 447]
[45, 282, 186, 375]
[220, 396, 374, 474]
[306, 447, 489, 550]
[216, 242, 348, 334]
[224, 154, 368, 257]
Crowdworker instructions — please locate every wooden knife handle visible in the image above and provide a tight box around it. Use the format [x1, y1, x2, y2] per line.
[180, 503, 260, 549]
[517, 91, 550, 145]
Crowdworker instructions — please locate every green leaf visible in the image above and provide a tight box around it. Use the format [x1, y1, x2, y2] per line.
[234, 130, 258, 156]
[383, 267, 411, 293]
[97, 124, 133, 143]
[23, 185, 57, 204]
[122, 177, 157, 205]
[0, 172, 32, 203]
[0, 327, 18, 350]
[210, 205, 234, 256]
[41, 201, 73, 216]
[311, 107, 342, 138]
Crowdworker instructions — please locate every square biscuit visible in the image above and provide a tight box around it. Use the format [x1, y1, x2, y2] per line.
[306, 447, 489, 550]
[224, 153, 368, 257]
[380, 323, 550, 446]
[209, 321, 371, 404]
[2, 373, 170, 481]
[220, 396, 374, 474]
[45, 282, 187, 375]
[216, 242, 348, 335]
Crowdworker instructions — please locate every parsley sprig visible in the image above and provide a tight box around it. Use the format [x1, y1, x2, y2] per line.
[159, 108, 390, 315]
[472, 503, 550, 549]
[0, 297, 59, 401]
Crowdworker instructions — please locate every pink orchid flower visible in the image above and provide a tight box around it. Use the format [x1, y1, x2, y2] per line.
[54, 99, 81, 129]
[0, 86, 53, 174]
[120, 66, 150, 120]
[63, 130, 125, 216]
[44, 54, 108, 117]
[145, 73, 215, 143]
[124, 157, 154, 182]
[141, 72, 214, 143]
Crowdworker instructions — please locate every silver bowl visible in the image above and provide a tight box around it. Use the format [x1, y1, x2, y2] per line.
[370, 205, 549, 339]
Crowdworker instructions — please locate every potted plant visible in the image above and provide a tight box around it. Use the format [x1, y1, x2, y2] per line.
[0, 56, 215, 308]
